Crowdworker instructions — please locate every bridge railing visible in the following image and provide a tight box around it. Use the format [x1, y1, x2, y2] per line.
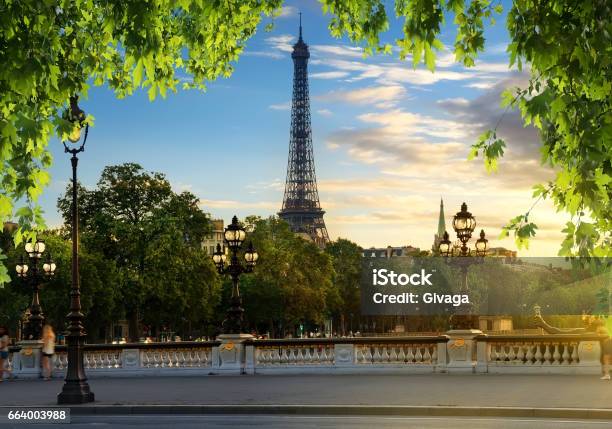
[5, 333, 606, 378]
[246, 336, 449, 374]
[475, 334, 604, 374]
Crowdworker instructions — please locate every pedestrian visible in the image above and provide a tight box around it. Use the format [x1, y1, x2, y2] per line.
[41, 325, 56, 380]
[0, 326, 12, 381]
[601, 317, 611, 380]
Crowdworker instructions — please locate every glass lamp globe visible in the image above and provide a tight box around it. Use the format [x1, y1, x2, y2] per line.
[475, 229, 488, 256]
[452, 202, 476, 242]
[438, 231, 452, 257]
[212, 244, 224, 266]
[67, 126, 82, 143]
[43, 254, 56, 275]
[224, 216, 246, 249]
[34, 239, 45, 256]
[16, 258, 29, 277]
[244, 241, 259, 265]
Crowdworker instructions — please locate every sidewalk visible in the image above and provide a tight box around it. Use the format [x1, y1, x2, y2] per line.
[0, 374, 610, 410]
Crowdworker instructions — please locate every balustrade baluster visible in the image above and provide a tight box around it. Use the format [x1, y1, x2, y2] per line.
[525, 345, 534, 364]
[561, 344, 570, 365]
[398, 346, 406, 363]
[516, 344, 525, 363]
[415, 347, 423, 363]
[423, 346, 432, 363]
[406, 346, 415, 363]
[552, 343, 561, 364]
[534, 344, 543, 365]
[543, 344, 552, 365]
[508, 344, 516, 362]
[381, 346, 390, 363]
[364, 346, 373, 363]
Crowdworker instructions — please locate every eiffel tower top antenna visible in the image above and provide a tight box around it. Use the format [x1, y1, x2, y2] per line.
[299, 12, 302, 40]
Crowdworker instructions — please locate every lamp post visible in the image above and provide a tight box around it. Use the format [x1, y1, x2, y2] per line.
[15, 239, 56, 340]
[57, 96, 95, 404]
[212, 216, 258, 334]
[439, 202, 489, 330]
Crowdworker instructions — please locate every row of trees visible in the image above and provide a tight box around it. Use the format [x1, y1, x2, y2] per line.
[0, 163, 364, 341]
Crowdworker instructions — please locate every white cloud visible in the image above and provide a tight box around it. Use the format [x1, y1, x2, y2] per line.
[317, 109, 333, 116]
[277, 5, 297, 18]
[310, 71, 350, 79]
[199, 199, 278, 210]
[269, 101, 291, 110]
[265, 34, 295, 53]
[464, 81, 497, 90]
[315, 85, 407, 108]
[311, 45, 364, 58]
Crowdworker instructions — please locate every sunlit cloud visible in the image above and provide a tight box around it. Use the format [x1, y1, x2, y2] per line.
[310, 71, 350, 79]
[315, 85, 407, 108]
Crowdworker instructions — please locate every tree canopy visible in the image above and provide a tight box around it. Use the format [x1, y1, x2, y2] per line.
[57, 162, 220, 340]
[1, 0, 609, 287]
[236, 216, 337, 337]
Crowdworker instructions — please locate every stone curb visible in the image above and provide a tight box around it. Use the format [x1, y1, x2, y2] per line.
[64, 405, 612, 420]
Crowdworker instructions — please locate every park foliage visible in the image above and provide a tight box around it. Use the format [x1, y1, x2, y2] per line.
[0, 0, 610, 288]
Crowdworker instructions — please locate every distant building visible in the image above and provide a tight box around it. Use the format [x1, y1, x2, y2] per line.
[363, 245, 421, 258]
[487, 247, 517, 258]
[431, 198, 446, 254]
[202, 219, 224, 255]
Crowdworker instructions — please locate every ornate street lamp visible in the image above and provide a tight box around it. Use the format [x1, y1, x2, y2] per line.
[452, 202, 477, 256]
[15, 240, 55, 340]
[212, 216, 258, 334]
[475, 229, 488, 257]
[57, 95, 95, 404]
[438, 231, 452, 257]
[439, 202, 489, 330]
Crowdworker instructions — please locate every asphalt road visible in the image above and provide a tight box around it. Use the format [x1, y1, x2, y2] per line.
[1, 415, 611, 429]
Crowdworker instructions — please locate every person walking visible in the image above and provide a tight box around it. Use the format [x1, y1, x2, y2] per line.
[41, 325, 56, 380]
[601, 317, 611, 380]
[0, 326, 12, 381]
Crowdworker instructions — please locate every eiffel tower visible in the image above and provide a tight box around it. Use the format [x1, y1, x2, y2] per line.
[279, 16, 330, 248]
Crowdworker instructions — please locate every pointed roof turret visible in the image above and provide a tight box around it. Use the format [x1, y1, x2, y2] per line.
[437, 198, 446, 237]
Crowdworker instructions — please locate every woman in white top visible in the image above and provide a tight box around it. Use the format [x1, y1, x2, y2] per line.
[41, 325, 55, 380]
[0, 326, 11, 381]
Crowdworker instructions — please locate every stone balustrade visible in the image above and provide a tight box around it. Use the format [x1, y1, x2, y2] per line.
[475, 334, 604, 374]
[5, 333, 606, 378]
[246, 336, 448, 374]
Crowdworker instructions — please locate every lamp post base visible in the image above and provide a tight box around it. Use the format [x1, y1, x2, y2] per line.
[57, 384, 95, 404]
[222, 296, 245, 335]
[57, 333, 95, 404]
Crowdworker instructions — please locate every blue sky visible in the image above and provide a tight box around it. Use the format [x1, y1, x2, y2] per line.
[40, 0, 566, 256]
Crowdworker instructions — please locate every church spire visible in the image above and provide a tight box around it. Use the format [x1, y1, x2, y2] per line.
[437, 198, 446, 237]
[432, 198, 447, 254]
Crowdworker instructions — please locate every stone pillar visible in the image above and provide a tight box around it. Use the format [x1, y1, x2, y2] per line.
[436, 339, 448, 372]
[475, 335, 489, 373]
[122, 349, 140, 371]
[216, 334, 253, 374]
[12, 340, 43, 379]
[445, 329, 482, 373]
[244, 343, 255, 374]
[334, 344, 354, 367]
[576, 340, 603, 375]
